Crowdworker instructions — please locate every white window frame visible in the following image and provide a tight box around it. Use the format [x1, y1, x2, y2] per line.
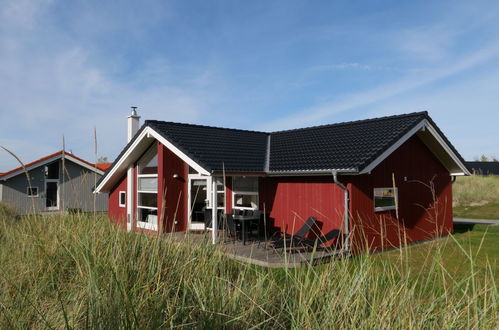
[119, 191, 126, 208]
[27, 186, 39, 197]
[232, 177, 259, 210]
[374, 187, 398, 212]
[136, 145, 158, 231]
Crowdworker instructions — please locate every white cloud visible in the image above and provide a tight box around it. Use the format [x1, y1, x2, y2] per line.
[0, 1, 220, 170]
[258, 41, 499, 131]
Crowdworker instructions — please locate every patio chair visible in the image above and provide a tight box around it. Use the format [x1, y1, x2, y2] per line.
[224, 213, 240, 243]
[248, 210, 263, 238]
[203, 209, 212, 230]
[284, 229, 341, 253]
[267, 216, 317, 249]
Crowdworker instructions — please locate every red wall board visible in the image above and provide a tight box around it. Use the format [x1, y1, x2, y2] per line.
[159, 143, 189, 233]
[108, 174, 127, 229]
[259, 176, 345, 242]
[348, 135, 453, 253]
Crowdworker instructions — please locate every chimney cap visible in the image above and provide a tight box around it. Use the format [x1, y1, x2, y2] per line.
[131, 106, 138, 116]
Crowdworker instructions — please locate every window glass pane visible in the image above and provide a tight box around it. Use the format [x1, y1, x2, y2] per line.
[374, 188, 396, 209]
[120, 192, 126, 205]
[217, 192, 225, 208]
[216, 179, 224, 191]
[27, 187, 38, 196]
[46, 162, 59, 179]
[233, 177, 258, 192]
[138, 145, 158, 175]
[138, 192, 157, 208]
[138, 177, 157, 192]
[138, 208, 157, 225]
[234, 193, 258, 209]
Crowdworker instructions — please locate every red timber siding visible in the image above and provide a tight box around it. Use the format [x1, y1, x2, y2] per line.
[158, 142, 189, 233]
[108, 174, 127, 229]
[348, 135, 453, 253]
[259, 176, 345, 243]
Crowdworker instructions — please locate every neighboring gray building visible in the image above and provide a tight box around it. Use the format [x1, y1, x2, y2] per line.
[0, 151, 109, 215]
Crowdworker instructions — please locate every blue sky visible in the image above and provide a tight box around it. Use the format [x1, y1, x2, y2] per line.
[1, 0, 499, 170]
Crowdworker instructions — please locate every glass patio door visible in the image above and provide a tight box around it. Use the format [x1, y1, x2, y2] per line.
[189, 176, 208, 230]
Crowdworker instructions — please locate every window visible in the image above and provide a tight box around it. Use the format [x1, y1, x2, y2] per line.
[45, 162, 59, 179]
[374, 188, 398, 211]
[216, 177, 225, 209]
[119, 191, 126, 207]
[27, 186, 39, 197]
[232, 176, 258, 210]
[137, 144, 158, 230]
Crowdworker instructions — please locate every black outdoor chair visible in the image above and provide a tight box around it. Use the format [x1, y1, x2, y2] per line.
[267, 216, 317, 249]
[203, 209, 212, 230]
[248, 210, 263, 238]
[284, 229, 341, 253]
[224, 213, 240, 243]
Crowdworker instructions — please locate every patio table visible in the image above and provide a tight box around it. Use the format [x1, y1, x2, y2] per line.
[233, 215, 260, 245]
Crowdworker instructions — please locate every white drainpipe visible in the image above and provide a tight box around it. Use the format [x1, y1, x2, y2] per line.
[332, 171, 350, 252]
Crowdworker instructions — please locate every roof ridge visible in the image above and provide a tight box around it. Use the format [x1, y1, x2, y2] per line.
[145, 120, 269, 135]
[270, 111, 428, 134]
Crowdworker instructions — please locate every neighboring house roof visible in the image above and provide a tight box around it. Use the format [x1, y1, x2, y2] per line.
[467, 161, 499, 175]
[0, 150, 105, 181]
[95, 163, 112, 171]
[95, 111, 470, 193]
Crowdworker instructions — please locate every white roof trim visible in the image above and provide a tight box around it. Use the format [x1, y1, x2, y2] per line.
[94, 126, 209, 193]
[147, 128, 210, 175]
[65, 154, 105, 176]
[0, 153, 104, 181]
[359, 119, 470, 175]
[424, 122, 471, 175]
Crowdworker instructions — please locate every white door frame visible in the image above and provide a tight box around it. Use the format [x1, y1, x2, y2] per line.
[45, 179, 60, 211]
[187, 174, 210, 230]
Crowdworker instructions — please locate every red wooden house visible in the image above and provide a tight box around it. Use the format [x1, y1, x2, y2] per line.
[95, 110, 470, 254]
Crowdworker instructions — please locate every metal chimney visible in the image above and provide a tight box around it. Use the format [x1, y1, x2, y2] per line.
[127, 106, 140, 142]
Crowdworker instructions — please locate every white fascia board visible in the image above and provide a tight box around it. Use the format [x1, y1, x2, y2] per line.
[360, 121, 426, 174]
[360, 119, 471, 175]
[0, 155, 61, 181]
[95, 126, 209, 193]
[424, 122, 471, 176]
[146, 128, 210, 175]
[65, 155, 105, 176]
[0, 154, 104, 182]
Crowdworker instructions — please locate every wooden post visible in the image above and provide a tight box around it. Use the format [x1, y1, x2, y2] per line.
[211, 177, 217, 244]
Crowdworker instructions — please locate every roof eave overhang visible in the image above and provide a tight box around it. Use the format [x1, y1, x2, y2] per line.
[359, 119, 471, 176]
[266, 168, 358, 177]
[0, 154, 104, 181]
[94, 126, 210, 193]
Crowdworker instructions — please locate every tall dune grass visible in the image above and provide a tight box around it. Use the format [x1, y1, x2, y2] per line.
[453, 175, 499, 206]
[0, 208, 497, 328]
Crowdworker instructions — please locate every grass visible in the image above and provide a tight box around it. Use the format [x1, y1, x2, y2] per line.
[454, 204, 499, 220]
[0, 205, 497, 329]
[453, 175, 499, 219]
